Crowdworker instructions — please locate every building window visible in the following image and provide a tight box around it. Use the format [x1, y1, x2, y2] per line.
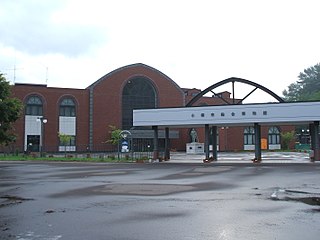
[122, 77, 157, 129]
[268, 126, 280, 144]
[59, 98, 76, 116]
[211, 113, 214, 117]
[252, 111, 257, 115]
[201, 113, 205, 117]
[263, 111, 268, 115]
[242, 112, 246, 116]
[59, 135, 76, 146]
[221, 113, 225, 117]
[25, 96, 43, 115]
[244, 127, 255, 145]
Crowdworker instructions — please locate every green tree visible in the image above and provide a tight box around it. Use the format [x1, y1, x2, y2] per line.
[283, 63, 320, 101]
[0, 73, 23, 145]
[281, 131, 295, 150]
[106, 125, 121, 145]
[58, 132, 72, 157]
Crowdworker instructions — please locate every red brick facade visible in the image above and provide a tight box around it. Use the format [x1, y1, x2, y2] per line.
[12, 84, 90, 152]
[88, 64, 185, 150]
[10, 63, 293, 153]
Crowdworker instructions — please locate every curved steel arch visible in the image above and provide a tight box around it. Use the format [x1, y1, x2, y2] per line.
[186, 77, 285, 107]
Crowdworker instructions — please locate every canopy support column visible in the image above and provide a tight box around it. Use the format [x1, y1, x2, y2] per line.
[310, 121, 319, 162]
[254, 123, 261, 162]
[164, 127, 170, 160]
[204, 124, 210, 160]
[211, 126, 218, 160]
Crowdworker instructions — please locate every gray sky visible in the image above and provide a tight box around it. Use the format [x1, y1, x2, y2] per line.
[1, 0, 319, 102]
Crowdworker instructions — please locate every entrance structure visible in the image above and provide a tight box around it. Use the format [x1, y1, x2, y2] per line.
[186, 77, 285, 106]
[133, 78, 320, 162]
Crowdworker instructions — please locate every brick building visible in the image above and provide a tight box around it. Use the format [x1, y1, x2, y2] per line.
[10, 63, 292, 153]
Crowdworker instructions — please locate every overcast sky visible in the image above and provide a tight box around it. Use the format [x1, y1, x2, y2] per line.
[1, 0, 319, 102]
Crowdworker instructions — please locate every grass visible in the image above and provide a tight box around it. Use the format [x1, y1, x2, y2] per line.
[0, 154, 137, 163]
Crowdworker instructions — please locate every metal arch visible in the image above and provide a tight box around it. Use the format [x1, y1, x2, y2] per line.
[186, 77, 285, 107]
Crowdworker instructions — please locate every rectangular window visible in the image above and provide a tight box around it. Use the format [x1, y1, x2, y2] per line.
[60, 106, 76, 117]
[26, 105, 42, 115]
[59, 136, 76, 146]
[244, 135, 255, 145]
[269, 134, 280, 144]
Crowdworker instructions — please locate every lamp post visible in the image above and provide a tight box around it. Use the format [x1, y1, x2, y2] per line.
[37, 117, 47, 157]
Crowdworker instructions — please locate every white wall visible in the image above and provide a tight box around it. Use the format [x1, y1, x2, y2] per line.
[133, 101, 320, 127]
[24, 115, 43, 150]
[59, 116, 76, 135]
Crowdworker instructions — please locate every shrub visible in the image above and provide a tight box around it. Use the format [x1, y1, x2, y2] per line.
[281, 131, 295, 150]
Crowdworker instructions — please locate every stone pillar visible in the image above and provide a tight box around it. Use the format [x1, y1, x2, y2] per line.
[311, 121, 319, 161]
[211, 126, 218, 160]
[205, 124, 210, 160]
[152, 126, 159, 160]
[254, 123, 261, 162]
[164, 127, 170, 160]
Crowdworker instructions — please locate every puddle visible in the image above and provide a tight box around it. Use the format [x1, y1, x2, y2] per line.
[0, 195, 34, 207]
[270, 188, 320, 209]
[284, 196, 320, 206]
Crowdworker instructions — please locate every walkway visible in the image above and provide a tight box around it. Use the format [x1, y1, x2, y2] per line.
[168, 151, 312, 164]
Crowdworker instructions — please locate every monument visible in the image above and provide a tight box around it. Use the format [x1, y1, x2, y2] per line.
[186, 128, 204, 154]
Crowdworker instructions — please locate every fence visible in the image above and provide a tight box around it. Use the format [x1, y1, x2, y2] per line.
[0, 139, 164, 160]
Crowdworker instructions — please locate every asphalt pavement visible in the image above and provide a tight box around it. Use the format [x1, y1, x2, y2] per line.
[168, 151, 312, 163]
[1, 152, 320, 240]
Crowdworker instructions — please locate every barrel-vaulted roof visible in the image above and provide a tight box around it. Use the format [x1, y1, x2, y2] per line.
[87, 63, 184, 96]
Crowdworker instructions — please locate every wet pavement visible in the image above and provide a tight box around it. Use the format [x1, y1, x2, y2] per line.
[1, 153, 320, 240]
[168, 151, 312, 163]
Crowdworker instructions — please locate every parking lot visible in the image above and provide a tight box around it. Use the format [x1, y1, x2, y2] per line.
[1, 152, 320, 240]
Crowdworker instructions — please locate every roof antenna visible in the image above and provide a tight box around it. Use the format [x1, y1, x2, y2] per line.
[45, 67, 48, 84]
[7, 64, 23, 84]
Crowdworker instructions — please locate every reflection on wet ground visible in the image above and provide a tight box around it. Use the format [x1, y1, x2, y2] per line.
[1, 160, 320, 240]
[270, 188, 320, 209]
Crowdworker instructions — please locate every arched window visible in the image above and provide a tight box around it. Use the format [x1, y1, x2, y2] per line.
[244, 127, 255, 145]
[25, 96, 43, 115]
[60, 98, 76, 117]
[122, 77, 157, 129]
[268, 126, 280, 144]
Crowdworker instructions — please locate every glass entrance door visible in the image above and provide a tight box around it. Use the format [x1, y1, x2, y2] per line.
[27, 135, 40, 152]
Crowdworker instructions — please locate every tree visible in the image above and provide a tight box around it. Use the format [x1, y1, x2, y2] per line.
[281, 131, 295, 150]
[283, 63, 320, 101]
[58, 132, 72, 157]
[0, 73, 23, 145]
[106, 125, 121, 145]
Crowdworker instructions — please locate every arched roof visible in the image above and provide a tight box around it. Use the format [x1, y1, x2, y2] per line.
[186, 77, 285, 106]
[87, 63, 184, 96]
